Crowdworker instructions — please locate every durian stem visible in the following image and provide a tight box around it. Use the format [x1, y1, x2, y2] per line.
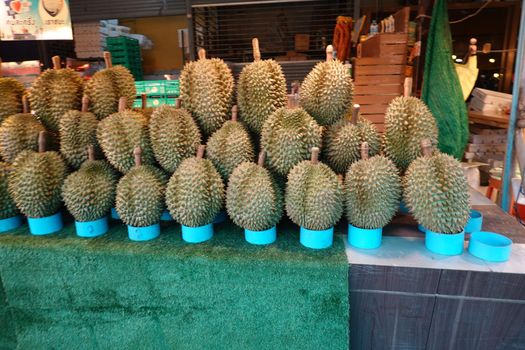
[337, 174, 344, 185]
[258, 151, 266, 167]
[311, 147, 320, 164]
[175, 98, 181, 109]
[231, 105, 238, 122]
[198, 48, 206, 60]
[351, 104, 360, 125]
[133, 146, 142, 167]
[38, 131, 47, 153]
[87, 145, 95, 161]
[326, 45, 334, 62]
[196, 145, 206, 159]
[252, 38, 261, 61]
[22, 95, 29, 113]
[421, 139, 433, 157]
[103, 51, 113, 68]
[361, 142, 369, 160]
[81, 96, 89, 112]
[52, 56, 61, 69]
[141, 93, 147, 109]
[118, 97, 127, 112]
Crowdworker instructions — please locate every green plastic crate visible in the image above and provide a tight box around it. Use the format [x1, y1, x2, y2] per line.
[106, 36, 140, 49]
[134, 80, 180, 97]
[133, 96, 177, 108]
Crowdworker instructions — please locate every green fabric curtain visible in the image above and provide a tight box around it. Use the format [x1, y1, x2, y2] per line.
[422, 0, 469, 159]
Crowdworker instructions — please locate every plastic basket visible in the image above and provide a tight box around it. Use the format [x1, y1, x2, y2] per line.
[134, 80, 180, 97]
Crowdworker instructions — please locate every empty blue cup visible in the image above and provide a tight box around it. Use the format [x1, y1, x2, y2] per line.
[127, 223, 160, 241]
[245, 226, 276, 245]
[0, 215, 23, 233]
[182, 223, 213, 243]
[465, 210, 483, 233]
[27, 212, 63, 235]
[425, 229, 465, 255]
[75, 216, 108, 238]
[468, 231, 512, 262]
[348, 224, 382, 249]
[300, 226, 333, 249]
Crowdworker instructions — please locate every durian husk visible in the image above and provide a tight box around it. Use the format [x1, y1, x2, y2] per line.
[59, 110, 100, 169]
[0, 78, 25, 122]
[0, 113, 46, 163]
[0, 162, 19, 219]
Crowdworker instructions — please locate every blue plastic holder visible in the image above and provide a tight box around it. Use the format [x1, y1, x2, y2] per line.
[0, 215, 23, 233]
[111, 207, 120, 220]
[27, 212, 63, 235]
[127, 223, 160, 241]
[468, 231, 512, 262]
[348, 224, 382, 249]
[75, 216, 109, 238]
[399, 200, 410, 214]
[425, 229, 465, 256]
[213, 211, 227, 224]
[160, 210, 174, 221]
[465, 210, 483, 233]
[417, 224, 427, 233]
[300, 226, 333, 249]
[245, 226, 277, 245]
[182, 223, 213, 243]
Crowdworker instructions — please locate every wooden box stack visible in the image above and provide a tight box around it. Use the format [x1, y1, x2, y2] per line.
[468, 128, 507, 167]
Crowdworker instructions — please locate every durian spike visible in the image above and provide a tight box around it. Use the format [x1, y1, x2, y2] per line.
[103, 51, 113, 68]
[52, 56, 61, 70]
[133, 146, 142, 167]
[252, 38, 261, 61]
[87, 145, 95, 161]
[257, 150, 266, 167]
[351, 104, 360, 124]
[196, 145, 206, 159]
[22, 95, 29, 113]
[81, 95, 89, 112]
[118, 97, 127, 112]
[361, 142, 369, 160]
[310, 147, 320, 165]
[198, 48, 206, 60]
[231, 105, 238, 122]
[326, 45, 334, 62]
[141, 93, 147, 109]
[38, 131, 47, 153]
[175, 98, 181, 109]
[421, 139, 433, 157]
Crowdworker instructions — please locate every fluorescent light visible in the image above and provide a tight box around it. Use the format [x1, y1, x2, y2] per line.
[455, 58, 463, 63]
[493, 73, 500, 78]
[489, 58, 495, 63]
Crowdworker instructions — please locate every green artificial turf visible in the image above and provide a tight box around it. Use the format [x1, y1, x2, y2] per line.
[0, 216, 348, 349]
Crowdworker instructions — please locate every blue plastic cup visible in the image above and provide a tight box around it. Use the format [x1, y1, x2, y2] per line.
[127, 223, 160, 241]
[213, 211, 227, 224]
[468, 231, 512, 262]
[75, 216, 109, 238]
[110, 207, 120, 220]
[465, 210, 483, 233]
[417, 224, 427, 233]
[160, 210, 174, 221]
[182, 223, 213, 243]
[300, 226, 334, 249]
[425, 229, 465, 256]
[399, 200, 410, 214]
[0, 215, 23, 233]
[348, 224, 382, 249]
[27, 212, 63, 235]
[245, 226, 277, 245]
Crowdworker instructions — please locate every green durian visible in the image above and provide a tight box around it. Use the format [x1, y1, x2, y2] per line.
[206, 105, 255, 181]
[403, 139, 470, 234]
[179, 48, 234, 136]
[0, 77, 25, 122]
[85, 52, 136, 119]
[226, 151, 283, 231]
[261, 107, 322, 177]
[285, 147, 343, 230]
[8, 132, 67, 218]
[0, 162, 19, 219]
[299, 45, 353, 126]
[323, 104, 381, 174]
[166, 145, 224, 227]
[97, 97, 154, 173]
[59, 96, 100, 169]
[29, 56, 84, 132]
[0, 97, 46, 163]
[345, 142, 401, 229]
[149, 102, 201, 173]
[383, 96, 439, 171]
[237, 38, 287, 134]
[62, 146, 118, 222]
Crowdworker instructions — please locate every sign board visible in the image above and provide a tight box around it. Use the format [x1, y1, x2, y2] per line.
[0, 0, 73, 40]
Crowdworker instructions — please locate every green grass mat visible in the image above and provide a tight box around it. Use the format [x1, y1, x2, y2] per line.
[0, 217, 348, 349]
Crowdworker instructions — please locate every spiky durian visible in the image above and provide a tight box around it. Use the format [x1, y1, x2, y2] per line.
[299, 45, 353, 126]
[403, 140, 470, 233]
[97, 97, 154, 173]
[166, 145, 224, 227]
[323, 104, 381, 174]
[85, 52, 136, 119]
[226, 151, 283, 231]
[29, 56, 84, 132]
[115, 148, 164, 227]
[206, 105, 255, 181]
[0, 162, 19, 219]
[62, 146, 118, 222]
[285, 147, 343, 230]
[345, 142, 401, 229]
[261, 107, 322, 177]
[8, 132, 67, 218]
[179, 48, 234, 136]
[59, 96, 100, 169]
[383, 96, 439, 171]
[149, 103, 201, 173]
[237, 38, 287, 134]
[0, 97, 46, 163]
[0, 77, 25, 122]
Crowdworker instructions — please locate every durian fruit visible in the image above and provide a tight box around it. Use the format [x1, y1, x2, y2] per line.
[345, 142, 401, 229]
[237, 38, 288, 134]
[226, 151, 283, 232]
[29, 56, 84, 132]
[179, 48, 234, 136]
[0, 162, 19, 220]
[8, 131, 67, 218]
[116, 147, 165, 228]
[206, 105, 255, 181]
[62, 145, 118, 223]
[59, 96, 100, 169]
[166, 145, 224, 228]
[261, 107, 322, 177]
[85, 52, 136, 119]
[149, 100, 201, 173]
[323, 104, 381, 174]
[383, 96, 439, 171]
[299, 45, 354, 126]
[403, 139, 470, 234]
[0, 61, 25, 122]
[0, 96, 46, 163]
[285, 147, 343, 230]
[97, 97, 154, 173]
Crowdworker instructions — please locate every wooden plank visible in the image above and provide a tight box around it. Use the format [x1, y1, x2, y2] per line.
[355, 84, 403, 95]
[354, 95, 397, 104]
[469, 111, 509, 129]
[355, 56, 405, 66]
[374, 123, 385, 132]
[355, 65, 404, 76]
[359, 104, 389, 114]
[361, 114, 385, 123]
[378, 33, 408, 44]
[354, 75, 404, 85]
[380, 44, 408, 56]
